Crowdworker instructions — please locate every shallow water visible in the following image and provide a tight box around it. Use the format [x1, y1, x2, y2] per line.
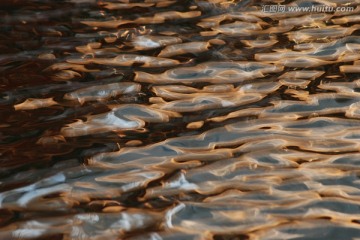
[1, 0, 360, 239]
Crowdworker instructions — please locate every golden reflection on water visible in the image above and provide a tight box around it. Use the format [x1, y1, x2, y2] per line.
[1, 0, 360, 239]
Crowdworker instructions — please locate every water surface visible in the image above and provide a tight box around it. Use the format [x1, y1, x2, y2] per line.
[1, 0, 360, 239]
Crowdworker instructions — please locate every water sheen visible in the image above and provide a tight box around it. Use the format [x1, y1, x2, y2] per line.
[1, 0, 360, 239]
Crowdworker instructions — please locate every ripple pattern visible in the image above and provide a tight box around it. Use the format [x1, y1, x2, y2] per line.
[1, 0, 360, 239]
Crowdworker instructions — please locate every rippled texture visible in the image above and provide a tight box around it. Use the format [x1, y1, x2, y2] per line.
[1, 0, 360, 239]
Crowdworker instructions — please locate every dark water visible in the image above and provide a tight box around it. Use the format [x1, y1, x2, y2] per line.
[1, 0, 360, 239]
